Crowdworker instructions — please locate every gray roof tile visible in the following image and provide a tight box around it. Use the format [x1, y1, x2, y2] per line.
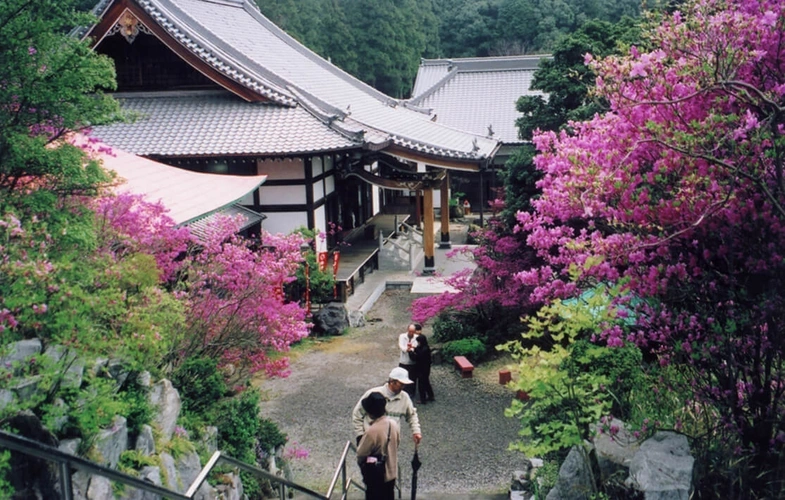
[93, 0, 499, 162]
[409, 56, 549, 144]
[92, 91, 357, 156]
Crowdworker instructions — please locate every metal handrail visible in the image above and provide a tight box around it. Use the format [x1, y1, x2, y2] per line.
[0, 430, 362, 500]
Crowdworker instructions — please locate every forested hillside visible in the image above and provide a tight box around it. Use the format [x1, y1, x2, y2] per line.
[254, 0, 641, 97]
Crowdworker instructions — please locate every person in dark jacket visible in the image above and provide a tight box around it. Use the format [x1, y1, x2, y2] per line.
[411, 325, 434, 404]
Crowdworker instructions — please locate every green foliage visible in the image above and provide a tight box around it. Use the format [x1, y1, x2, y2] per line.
[59, 374, 130, 453]
[215, 389, 263, 463]
[162, 434, 196, 459]
[532, 460, 560, 498]
[0, 450, 12, 499]
[501, 287, 640, 460]
[257, 418, 288, 452]
[441, 337, 486, 363]
[432, 312, 472, 343]
[118, 449, 158, 472]
[171, 357, 227, 416]
[117, 377, 153, 438]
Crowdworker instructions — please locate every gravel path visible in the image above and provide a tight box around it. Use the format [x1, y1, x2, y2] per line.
[256, 289, 523, 497]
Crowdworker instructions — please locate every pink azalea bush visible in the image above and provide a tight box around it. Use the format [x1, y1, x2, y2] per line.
[512, 0, 785, 492]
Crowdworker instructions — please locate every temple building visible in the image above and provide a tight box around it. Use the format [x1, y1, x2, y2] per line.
[80, 0, 500, 280]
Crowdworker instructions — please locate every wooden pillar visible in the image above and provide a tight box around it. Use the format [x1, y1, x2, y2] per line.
[439, 172, 451, 248]
[423, 186, 435, 274]
[414, 189, 422, 228]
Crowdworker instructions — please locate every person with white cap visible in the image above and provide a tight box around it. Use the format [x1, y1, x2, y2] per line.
[352, 367, 422, 446]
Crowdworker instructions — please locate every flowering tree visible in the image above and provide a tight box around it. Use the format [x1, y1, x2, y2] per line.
[513, 0, 785, 492]
[93, 194, 310, 379]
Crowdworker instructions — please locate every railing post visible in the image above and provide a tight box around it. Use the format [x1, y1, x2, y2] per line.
[60, 461, 74, 500]
[280, 482, 286, 500]
[378, 231, 384, 251]
[394, 215, 398, 238]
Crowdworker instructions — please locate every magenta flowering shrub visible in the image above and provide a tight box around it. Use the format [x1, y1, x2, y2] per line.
[92, 194, 310, 379]
[513, 0, 785, 491]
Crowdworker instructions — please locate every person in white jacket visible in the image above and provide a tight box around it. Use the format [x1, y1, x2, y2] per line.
[352, 367, 422, 446]
[397, 324, 418, 396]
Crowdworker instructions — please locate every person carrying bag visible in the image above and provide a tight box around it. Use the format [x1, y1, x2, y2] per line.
[356, 392, 400, 499]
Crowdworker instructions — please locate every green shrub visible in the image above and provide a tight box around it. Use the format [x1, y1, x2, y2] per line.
[172, 357, 226, 415]
[214, 389, 261, 463]
[118, 376, 153, 439]
[0, 450, 12, 499]
[441, 337, 486, 363]
[432, 313, 471, 343]
[257, 418, 287, 452]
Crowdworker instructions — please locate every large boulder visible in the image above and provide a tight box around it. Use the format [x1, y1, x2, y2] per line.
[312, 302, 350, 336]
[94, 415, 128, 468]
[1, 339, 42, 369]
[593, 418, 640, 481]
[135, 424, 156, 456]
[628, 431, 693, 499]
[546, 445, 595, 500]
[149, 378, 181, 443]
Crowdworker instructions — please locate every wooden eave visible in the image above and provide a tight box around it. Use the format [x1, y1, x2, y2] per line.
[382, 143, 493, 172]
[85, 0, 269, 103]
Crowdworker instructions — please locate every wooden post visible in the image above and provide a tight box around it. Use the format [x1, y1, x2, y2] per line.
[423, 187, 435, 274]
[439, 172, 451, 249]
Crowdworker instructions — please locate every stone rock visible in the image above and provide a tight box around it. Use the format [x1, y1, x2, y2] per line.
[86, 475, 113, 500]
[1, 339, 42, 369]
[176, 449, 202, 493]
[159, 452, 180, 492]
[311, 302, 350, 336]
[214, 473, 244, 500]
[94, 415, 128, 468]
[628, 431, 693, 500]
[118, 466, 162, 500]
[593, 418, 640, 481]
[72, 471, 90, 500]
[135, 424, 156, 456]
[11, 375, 41, 401]
[546, 445, 594, 500]
[149, 379, 181, 443]
[43, 344, 84, 389]
[348, 310, 366, 328]
[137, 371, 152, 387]
[59, 438, 81, 456]
[0, 388, 15, 411]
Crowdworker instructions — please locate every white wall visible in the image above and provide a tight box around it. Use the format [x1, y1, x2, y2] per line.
[263, 212, 308, 236]
[260, 185, 306, 205]
[314, 205, 327, 252]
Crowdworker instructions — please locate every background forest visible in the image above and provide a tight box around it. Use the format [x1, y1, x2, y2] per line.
[254, 0, 641, 97]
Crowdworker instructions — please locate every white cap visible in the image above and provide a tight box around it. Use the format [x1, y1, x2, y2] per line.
[389, 367, 413, 384]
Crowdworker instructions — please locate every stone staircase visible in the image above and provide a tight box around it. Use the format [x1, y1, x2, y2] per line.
[378, 223, 424, 271]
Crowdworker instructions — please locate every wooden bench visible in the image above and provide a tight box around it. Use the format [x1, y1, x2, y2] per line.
[453, 356, 474, 378]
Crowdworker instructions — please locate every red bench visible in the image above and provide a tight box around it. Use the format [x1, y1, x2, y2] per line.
[453, 356, 474, 378]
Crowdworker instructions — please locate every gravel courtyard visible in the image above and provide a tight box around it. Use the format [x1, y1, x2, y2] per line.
[256, 289, 524, 498]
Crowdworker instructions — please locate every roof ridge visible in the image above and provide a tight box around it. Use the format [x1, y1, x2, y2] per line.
[239, 0, 400, 109]
[139, 0, 297, 105]
[407, 67, 459, 106]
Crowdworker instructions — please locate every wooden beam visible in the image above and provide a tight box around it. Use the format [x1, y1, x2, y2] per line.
[423, 187, 435, 274]
[440, 172, 451, 249]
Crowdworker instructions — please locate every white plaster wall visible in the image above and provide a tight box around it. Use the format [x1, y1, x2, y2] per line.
[263, 212, 308, 236]
[324, 174, 335, 195]
[312, 156, 323, 177]
[313, 180, 324, 202]
[325, 155, 333, 172]
[260, 185, 306, 205]
[314, 205, 327, 253]
[257, 158, 305, 180]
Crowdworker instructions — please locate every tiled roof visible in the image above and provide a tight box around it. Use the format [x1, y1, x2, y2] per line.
[91, 91, 357, 156]
[408, 56, 549, 145]
[88, 0, 499, 163]
[92, 135, 267, 224]
[187, 204, 266, 242]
